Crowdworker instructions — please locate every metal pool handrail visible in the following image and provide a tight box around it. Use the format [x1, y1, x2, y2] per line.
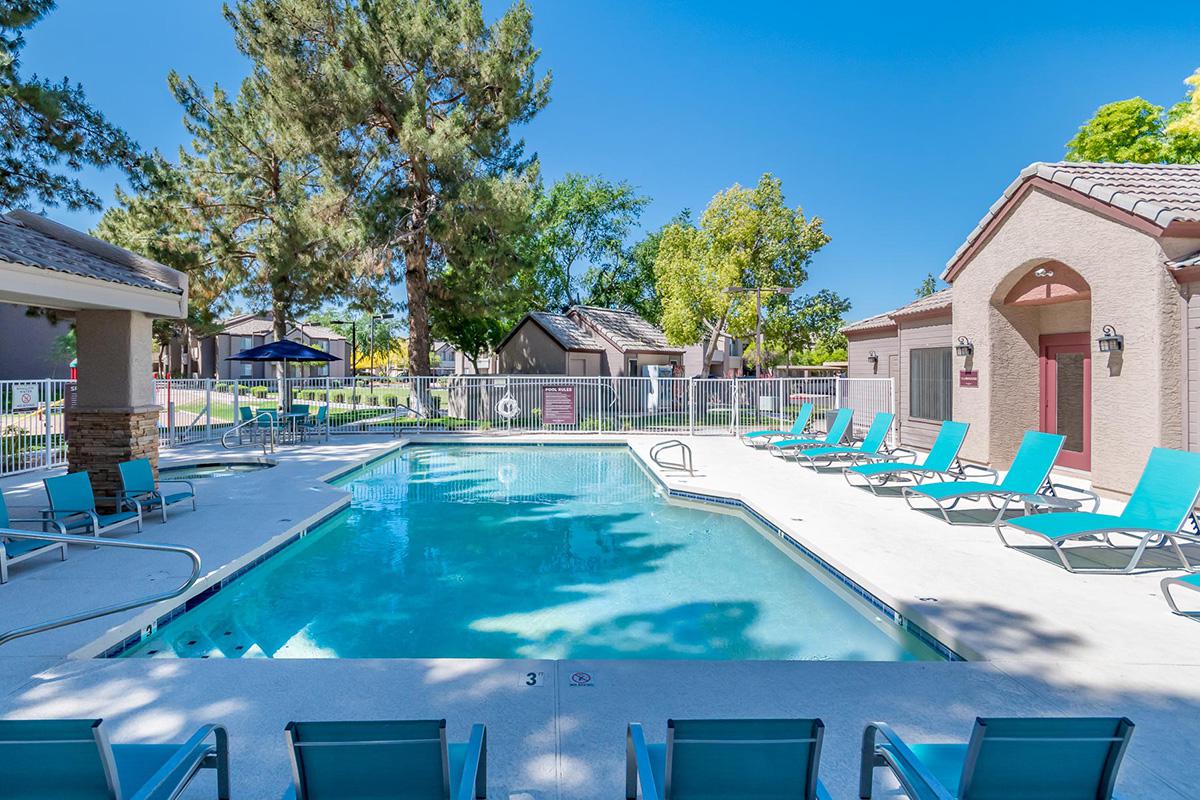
[0, 529, 202, 648]
[650, 439, 694, 474]
[221, 411, 276, 454]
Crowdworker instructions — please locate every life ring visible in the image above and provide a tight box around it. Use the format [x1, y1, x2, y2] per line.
[495, 394, 521, 419]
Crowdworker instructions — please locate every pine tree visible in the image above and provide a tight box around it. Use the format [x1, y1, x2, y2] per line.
[225, 0, 550, 374]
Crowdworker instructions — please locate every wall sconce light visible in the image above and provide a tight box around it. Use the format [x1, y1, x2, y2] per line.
[1033, 266, 1055, 278]
[1097, 325, 1124, 353]
[955, 336, 974, 357]
[867, 351, 879, 365]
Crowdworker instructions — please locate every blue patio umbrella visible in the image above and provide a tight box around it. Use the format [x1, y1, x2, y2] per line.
[226, 339, 340, 409]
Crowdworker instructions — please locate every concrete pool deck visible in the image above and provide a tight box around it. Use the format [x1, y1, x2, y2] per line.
[1, 433, 1198, 798]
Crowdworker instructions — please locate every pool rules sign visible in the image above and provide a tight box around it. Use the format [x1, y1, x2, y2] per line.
[11, 382, 39, 410]
[542, 385, 577, 426]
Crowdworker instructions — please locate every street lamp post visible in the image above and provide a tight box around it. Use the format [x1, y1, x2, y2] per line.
[370, 313, 395, 389]
[724, 285, 794, 378]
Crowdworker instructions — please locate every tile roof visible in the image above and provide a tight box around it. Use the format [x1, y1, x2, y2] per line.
[842, 288, 953, 334]
[946, 162, 1200, 275]
[570, 305, 683, 353]
[0, 210, 184, 294]
[1167, 250, 1200, 270]
[526, 311, 604, 351]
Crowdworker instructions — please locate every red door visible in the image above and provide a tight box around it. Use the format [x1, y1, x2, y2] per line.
[1039, 333, 1091, 470]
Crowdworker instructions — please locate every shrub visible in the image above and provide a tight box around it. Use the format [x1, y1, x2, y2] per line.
[251, 386, 268, 398]
[332, 391, 346, 403]
[385, 395, 398, 407]
[215, 382, 229, 392]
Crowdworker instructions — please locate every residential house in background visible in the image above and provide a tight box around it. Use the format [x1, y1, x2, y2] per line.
[843, 161, 1200, 498]
[186, 313, 352, 380]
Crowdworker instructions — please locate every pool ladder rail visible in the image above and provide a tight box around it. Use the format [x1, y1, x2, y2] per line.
[221, 411, 279, 454]
[0, 530, 202, 648]
[650, 439, 695, 475]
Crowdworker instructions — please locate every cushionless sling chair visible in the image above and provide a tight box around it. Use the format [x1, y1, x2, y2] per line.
[999, 447, 1200, 574]
[843, 420, 971, 495]
[902, 431, 1065, 527]
[768, 408, 854, 459]
[740, 402, 814, 447]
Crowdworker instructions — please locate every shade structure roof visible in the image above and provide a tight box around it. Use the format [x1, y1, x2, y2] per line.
[226, 339, 340, 362]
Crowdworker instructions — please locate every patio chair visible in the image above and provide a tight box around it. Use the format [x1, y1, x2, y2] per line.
[118, 457, 197, 523]
[998, 447, 1200, 574]
[1162, 573, 1200, 615]
[0, 718, 229, 799]
[767, 408, 854, 458]
[740, 402, 814, 446]
[860, 716, 1134, 800]
[44, 470, 142, 540]
[301, 405, 329, 440]
[796, 412, 895, 469]
[902, 431, 1065, 526]
[283, 720, 486, 800]
[843, 421, 972, 495]
[291, 403, 310, 417]
[0, 490, 67, 583]
[627, 718, 831, 800]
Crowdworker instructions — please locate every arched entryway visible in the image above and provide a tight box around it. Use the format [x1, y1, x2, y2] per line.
[995, 260, 1092, 470]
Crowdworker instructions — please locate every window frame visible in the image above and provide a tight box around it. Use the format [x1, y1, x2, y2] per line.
[908, 346, 953, 422]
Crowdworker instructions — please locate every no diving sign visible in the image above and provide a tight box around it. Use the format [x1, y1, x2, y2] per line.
[11, 383, 39, 410]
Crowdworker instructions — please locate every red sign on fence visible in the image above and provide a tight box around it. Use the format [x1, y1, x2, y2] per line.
[542, 385, 577, 425]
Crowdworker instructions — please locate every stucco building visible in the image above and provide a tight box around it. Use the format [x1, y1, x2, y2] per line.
[844, 162, 1200, 497]
[188, 314, 352, 380]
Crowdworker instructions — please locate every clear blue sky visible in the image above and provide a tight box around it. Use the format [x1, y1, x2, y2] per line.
[20, 1, 1200, 319]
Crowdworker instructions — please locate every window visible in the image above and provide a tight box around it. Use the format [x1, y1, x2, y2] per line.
[909, 347, 952, 421]
[240, 362, 253, 377]
[627, 358, 639, 376]
[240, 336, 253, 351]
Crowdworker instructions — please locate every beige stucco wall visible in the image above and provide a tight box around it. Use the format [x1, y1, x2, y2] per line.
[496, 320, 569, 375]
[950, 186, 1184, 495]
[74, 309, 155, 409]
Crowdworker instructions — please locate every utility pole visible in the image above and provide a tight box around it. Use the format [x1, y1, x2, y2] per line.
[724, 285, 794, 378]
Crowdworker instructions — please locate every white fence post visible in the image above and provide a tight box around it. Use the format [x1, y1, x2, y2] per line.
[205, 379, 213, 442]
[42, 378, 52, 468]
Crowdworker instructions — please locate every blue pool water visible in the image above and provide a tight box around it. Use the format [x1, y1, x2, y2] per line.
[126, 445, 941, 661]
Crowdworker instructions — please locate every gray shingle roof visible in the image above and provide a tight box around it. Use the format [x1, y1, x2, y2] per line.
[220, 314, 345, 341]
[570, 305, 683, 353]
[947, 162, 1200, 275]
[0, 210, 184, 294]
[842, 288, 953, 335]
[527, 312, 603, 351]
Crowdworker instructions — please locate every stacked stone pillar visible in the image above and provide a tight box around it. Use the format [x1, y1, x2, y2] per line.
[66, 310, 159, 509]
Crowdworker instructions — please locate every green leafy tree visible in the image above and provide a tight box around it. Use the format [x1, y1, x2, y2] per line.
[226, 0, 550, 375]
[1066, 68, 1200, 164]
[598, 212, 690, 325]
[915, 272, 939, 298]
[655, 173, 830, 367]
[744, 290, 851, 370]
[0, 1, 143, 209]
[530, 173, 649, 310]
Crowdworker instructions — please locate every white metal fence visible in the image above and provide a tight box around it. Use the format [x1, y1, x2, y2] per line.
[0, 375, 895, 476]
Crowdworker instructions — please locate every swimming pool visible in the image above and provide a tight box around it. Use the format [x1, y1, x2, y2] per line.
[159, 461, 275, 480]
[126, 445, 941, 661]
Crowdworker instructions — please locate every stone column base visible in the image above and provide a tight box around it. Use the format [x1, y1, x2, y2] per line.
[66, 406, 160, 510]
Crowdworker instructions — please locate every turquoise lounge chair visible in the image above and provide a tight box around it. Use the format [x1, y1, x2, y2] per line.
[1000, 448, 1200, 574]
[0, 490, 67, 583]
[44, 471, 142, 541]
[844, 421, 971, 495]
[740, 403, 814, 446]
[119, 458, 196, 523]
[768, 408, 854, 459]
[1162, 573, 1200, 615]
[627, 718, 831, 800]
[0, 718, 229, 799]
[283, 719, 486, 800]
[860, 716, 1134, 800]
[902, 431, 1065, 526]
[797, 412, 895, 469]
